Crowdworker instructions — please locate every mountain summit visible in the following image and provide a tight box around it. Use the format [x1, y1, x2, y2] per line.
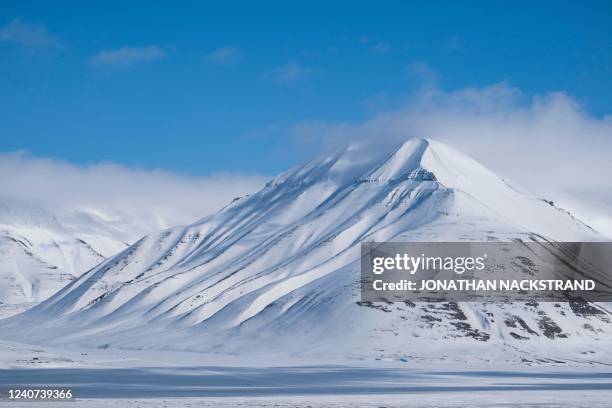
[2, 138, 610, 363]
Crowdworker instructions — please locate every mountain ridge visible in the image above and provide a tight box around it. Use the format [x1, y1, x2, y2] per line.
[0, 200, 169, 318]
[2, 138, 610, 364]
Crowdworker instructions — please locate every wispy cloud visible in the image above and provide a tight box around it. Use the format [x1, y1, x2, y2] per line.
[407, 61, 439, 86]
[368, 42, 392, 54]
[0, 18, 62, 48]
[91, 46, 166, 66]
[448, 35, 462, 50]
[0, 152, 267, 233]
[206, 46, 244, 64]
[360, 36, 392, 53]
[272, 60, 313, 84]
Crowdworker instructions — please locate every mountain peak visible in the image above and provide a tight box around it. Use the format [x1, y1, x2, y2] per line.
[348, 137, 489, 188]
[268, 138, 447, 188]
[364, 138, 434, 182]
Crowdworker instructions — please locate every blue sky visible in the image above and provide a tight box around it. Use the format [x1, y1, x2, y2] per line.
[1, 1, 611, 176]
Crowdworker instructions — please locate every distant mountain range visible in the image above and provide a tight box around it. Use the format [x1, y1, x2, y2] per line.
[2, 139, 610, 364]
[0, 203, 146, 318]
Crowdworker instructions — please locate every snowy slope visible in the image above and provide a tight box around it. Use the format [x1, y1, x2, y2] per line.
[2, 138, 611, 364]
[0, 203, 147, 318]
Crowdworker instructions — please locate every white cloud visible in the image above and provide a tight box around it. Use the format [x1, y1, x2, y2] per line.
[448, 35, 462, 50]
[272, 61, 313, 83]
[368, 42, 392, 53]
[91, 46, 166, 66]
[290, 80, 612, 237]
[360, 36, 391, 53]
[206, 46, 244, 64]
[0, 152, 267, 233]
[0, 18, 62, 48]
[407, 61, 439, 86]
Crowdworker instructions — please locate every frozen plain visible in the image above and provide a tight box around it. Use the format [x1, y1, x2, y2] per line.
[0, 340, 611, 407]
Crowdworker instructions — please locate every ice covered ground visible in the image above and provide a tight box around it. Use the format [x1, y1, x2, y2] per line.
[5, 393, 612, 408]
[2, 364, 612, 397]
[0, 340, 611, 407]
[1, 366, 611, 407]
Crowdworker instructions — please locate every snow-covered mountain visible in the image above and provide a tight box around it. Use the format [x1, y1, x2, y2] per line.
[2, 138, 611, 364]
[0, 203, 146, 318]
